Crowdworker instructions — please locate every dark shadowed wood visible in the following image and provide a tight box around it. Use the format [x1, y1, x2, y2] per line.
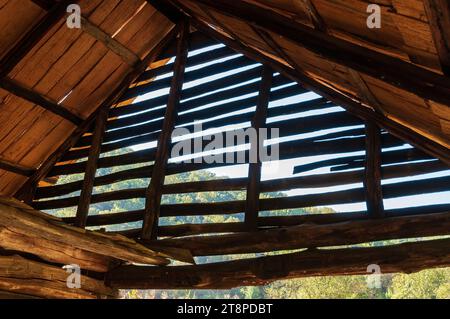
[75, 108, 109, 228]
[245, 67, 272, 229]
[141, 20, 190, 240]
[424, 0, 450, 76]
[0, 78, 83, 125]
[14, 24, 179, 201]
[364, 122, 384, 218]
[107, 238, 450, 289]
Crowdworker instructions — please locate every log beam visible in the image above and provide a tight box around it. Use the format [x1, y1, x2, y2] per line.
[0, 255, 116, 299]
[141, 19, 190, 240]
[142, 211, 450, 256]
[107, 238, 450, 289]
[0, 197, 171, 266]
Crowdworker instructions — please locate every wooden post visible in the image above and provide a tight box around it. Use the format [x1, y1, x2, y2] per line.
[244, 67, 272, 229]
[364, 121, 385, 218]
[75, 108, 109, 228]
[141, 19, 190, 240]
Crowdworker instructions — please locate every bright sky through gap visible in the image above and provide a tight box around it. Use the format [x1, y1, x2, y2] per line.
[131, 44, 450, 213]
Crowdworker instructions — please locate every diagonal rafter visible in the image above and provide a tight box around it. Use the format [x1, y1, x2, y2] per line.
[141, 19, 190, 240]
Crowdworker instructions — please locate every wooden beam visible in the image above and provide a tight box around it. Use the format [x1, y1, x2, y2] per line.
[0, 157, 35, 177]
[80, 16, 140, 66]
[0, 255, 116, 299]
[14, 24, 179, 200]
[424, 0, 450, 76]
[106, 204, 450, 238]
[0, 78, 83, 125]
[245, 67, 272, 229]
[107, 238, 450, 289]
[364, 122, 384, 218]
[186, 18, 450, 165]
[189, 0, 450, 106]
[142, 211, 450, 256]
[141, 20, 190, 240]
[75, 108, 109, 228]
[0, 197, 171, 266]
[0, 0, 73, 78]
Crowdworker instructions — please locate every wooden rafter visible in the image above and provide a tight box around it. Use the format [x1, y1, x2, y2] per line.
[0, 78, 83, 125]
[0, 157, 35, 177]
[107, 238, 450, 289]
[15, 24, 180, 201]
[245, 66, 272, 230]
[424, 0, 450, 76]
[75, 107, 109, 228]
[80, 16, 141, 66]
[141, 19, 190, 240]
[189, 0, 450, 106]
[364, 122, 385, 218]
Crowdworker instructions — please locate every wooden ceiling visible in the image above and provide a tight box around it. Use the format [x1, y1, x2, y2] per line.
[0, 0, 449, 197]
[0, 0, 174, 195]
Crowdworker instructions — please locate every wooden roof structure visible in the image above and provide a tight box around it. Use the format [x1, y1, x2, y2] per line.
[0, 0, 449, 298]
